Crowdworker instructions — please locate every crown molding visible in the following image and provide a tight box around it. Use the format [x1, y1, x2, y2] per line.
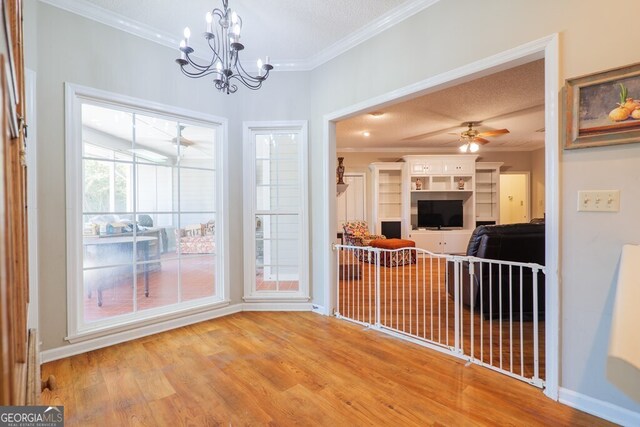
[39, 0, 181, 50]
[305, 0, 441, 70]
[38, 0, 440, 72]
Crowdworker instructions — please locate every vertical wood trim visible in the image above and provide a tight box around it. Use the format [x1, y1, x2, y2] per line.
[0, 0, 31, 405]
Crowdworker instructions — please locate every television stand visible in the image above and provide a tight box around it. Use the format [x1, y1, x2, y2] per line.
[407, 228, 472, 254]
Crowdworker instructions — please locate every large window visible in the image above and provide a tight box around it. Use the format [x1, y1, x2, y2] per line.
[66, 85, 227, 339]
[243, 122, 309, 302]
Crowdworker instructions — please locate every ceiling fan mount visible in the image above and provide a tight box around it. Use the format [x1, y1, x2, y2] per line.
[457, 121, 510, 152]
[460, 121, 483, 141]
[171, 125, 195, 147]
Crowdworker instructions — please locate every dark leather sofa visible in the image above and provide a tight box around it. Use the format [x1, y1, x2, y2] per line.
[447, 222, 545, 320]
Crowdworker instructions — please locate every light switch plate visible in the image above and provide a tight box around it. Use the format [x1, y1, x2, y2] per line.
[577, 190, 620, 212]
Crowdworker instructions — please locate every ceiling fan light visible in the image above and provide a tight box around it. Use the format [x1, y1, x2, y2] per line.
[459, 143, 468, 153]
[469, 142, 479, 153]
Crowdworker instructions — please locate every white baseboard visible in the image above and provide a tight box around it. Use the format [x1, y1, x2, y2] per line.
[242, 302, 314, 311]
[41, 303, 243, 363]
[559, 387, 640, 426]
[311, 304, 327, 315]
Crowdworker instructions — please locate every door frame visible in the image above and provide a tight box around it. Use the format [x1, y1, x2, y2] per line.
[499, 171, 531, 224]
[321, 34, 560, 399]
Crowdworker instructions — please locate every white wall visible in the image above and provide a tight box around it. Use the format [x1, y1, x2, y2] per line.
[312, 0, 640, 415]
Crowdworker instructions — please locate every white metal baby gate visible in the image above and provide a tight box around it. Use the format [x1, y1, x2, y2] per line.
[335, 244, 546, 388]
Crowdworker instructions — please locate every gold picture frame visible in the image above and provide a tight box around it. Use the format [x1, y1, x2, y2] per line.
[565, 62, 640, 149]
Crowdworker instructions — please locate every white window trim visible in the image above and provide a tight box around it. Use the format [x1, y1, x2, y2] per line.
[242, 121, 310, 303]
[65, 83, 230, 342]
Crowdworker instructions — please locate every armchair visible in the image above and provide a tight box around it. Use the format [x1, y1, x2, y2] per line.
[342, 221, 385, 247]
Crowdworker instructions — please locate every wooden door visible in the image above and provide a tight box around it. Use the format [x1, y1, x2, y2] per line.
[0, 0, 33, 406]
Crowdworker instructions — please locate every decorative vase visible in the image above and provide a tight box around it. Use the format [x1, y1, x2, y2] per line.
[415, 179, 422, 190]
[458, 178, 465, 190]
[336, 157, 345, 184]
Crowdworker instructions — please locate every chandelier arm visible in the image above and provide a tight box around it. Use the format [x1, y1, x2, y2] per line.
[180, 67, 223, 79]
[235, 60, 265, 83]
[216, 80, 237, 94]
[229, 73, 263, 90]
[184, 52, 216, 72]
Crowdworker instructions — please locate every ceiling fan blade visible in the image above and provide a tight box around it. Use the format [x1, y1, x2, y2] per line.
[473, 137, 490, 145]
[477, 128, 510, 138]
[172, 136, 195, 146]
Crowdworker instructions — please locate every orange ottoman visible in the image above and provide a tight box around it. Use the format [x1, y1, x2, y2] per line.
[370, 238, 416, 267]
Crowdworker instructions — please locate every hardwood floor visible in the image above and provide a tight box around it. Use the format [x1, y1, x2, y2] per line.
[338, 253, 545, 380]
[41, 312, 609, 426]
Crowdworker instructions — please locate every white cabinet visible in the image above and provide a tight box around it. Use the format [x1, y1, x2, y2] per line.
[407, 230, 472, 254]
[475, 162, 503, 225]
[370, 162, 404, 237]
[410, 159, 442, 175]
[443, 158, 475, 174]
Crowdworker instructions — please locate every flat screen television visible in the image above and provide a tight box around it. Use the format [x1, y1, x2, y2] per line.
[417, 200, 463, 229]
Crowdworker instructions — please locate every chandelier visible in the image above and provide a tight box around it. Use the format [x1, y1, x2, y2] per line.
[175, 0, 273, 94]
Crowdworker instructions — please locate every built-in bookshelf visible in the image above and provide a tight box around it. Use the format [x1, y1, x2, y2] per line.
[475, 162, 503, 225]
[370, 162, 403, 237]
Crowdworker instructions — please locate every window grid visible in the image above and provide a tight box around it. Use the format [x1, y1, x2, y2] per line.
[80, 107, 219, 326]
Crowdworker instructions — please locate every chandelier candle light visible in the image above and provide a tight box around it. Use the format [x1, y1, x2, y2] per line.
[176, 0, 273, 94]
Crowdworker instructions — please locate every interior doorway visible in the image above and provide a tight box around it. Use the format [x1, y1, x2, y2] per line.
[500, 173, 530, 224]
[323, 35, 560, 398]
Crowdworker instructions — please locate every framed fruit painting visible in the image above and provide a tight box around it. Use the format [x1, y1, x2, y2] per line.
[565, 62, 640, 149]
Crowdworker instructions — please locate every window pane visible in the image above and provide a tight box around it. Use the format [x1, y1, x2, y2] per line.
[134, 114, 178, 164]
[255, 159, 271, 185]
[83, 159, 133, 213]
[83, 265, 134, 322]
[277, 158, 298, 185]
[83, 234, 135, 269]
[180, 168, 216, 212]
[277, 186, 299, 210]
[82, 104, 133, 156]
[276, 215, 297, 239]
[136, 164, 173, 212]
[255, 134, 272, 158]
[181, 255, 216, 301]
[138, 258, 179, 311]
[179, 124, 216, 169]
[177, 214, 216, 256]
[256, 186, 272, 211]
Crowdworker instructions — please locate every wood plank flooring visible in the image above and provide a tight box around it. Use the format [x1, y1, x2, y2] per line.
[338, 253, 545, 380]
[41, 312, 609, 426]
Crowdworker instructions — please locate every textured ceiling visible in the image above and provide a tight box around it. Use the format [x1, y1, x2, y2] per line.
[82, 0, 410, 63]
[337, 59, 546, 152]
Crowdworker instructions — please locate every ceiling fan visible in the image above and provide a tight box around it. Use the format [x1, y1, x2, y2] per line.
[456, 121, 509, 153]
[171, 125, 196, 149]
